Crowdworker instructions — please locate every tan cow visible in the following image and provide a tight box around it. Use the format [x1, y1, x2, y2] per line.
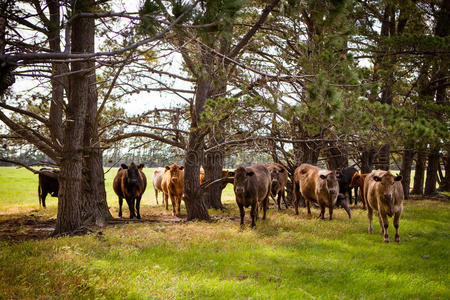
[161, 163, 184, 215]
[152, 167, 165, 205]
[349, 172, 369, 209]
[234, 165, 271, 227]
[265, 163, 288, 210]
[293, 163, 340, 220]
[364, 170, 403, 243]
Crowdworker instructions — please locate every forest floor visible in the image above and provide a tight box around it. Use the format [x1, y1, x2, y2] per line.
[0, 167, 449, 299]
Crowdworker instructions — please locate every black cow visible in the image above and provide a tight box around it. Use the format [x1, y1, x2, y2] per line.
[38, 168, 59, 208]
[336, 167, 358, 206]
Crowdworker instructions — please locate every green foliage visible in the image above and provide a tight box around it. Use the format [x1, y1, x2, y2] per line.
[139, 0, 162, 35]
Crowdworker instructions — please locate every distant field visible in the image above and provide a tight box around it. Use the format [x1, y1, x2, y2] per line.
[0, 166, 235, 214]
[0, 167, 449, 299]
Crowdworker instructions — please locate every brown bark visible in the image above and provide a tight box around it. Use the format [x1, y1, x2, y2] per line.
[361, 149, 375, 173]
[400, 149, 414, 199]
[412, 151, 426, 195]
[326, 145, 348, 170]
[203, 150, 225, 209]
[424, 149, 440, 196]
[375, 144, 390, 171]
[439, 154, 450, 192]
[54, 0, 94, 235]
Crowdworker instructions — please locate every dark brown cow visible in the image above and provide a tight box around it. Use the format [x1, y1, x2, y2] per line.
[364, 170, 403, 243]
[233, 165, 271, 227]
[293, 163, 346, 220]
[113, 163, 147, 219]
[161, 163, 184, 215]
[349, 172, 369, 209]
[152, 167, 165, 205]
[265, 163, 288, 210]
[38, 168, 59, 208]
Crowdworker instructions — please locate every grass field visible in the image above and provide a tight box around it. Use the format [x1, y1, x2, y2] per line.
[0, 167, 449, 299]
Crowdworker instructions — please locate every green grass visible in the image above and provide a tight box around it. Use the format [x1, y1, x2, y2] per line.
[0, 167, 449, 299]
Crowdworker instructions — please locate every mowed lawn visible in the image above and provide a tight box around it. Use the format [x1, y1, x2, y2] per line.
[0, 167, 449, 299]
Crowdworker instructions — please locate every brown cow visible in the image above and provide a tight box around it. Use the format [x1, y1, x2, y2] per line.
[234, 165, 271, 227]
[113, 163, 147, 219]
[364, 170, 403, 243]
[293, 163, 344, 220]
[265, 163, 288, 210]
[349, 172, 369, 209]
[161, 163, 184, 215]
[152, 167, 165, 205]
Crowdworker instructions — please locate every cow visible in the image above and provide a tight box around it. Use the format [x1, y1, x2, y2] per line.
[336, 166, 358, 206]
[364, 170, 403, 243]
[38, 168, 59, 208]
[264, 163, 288, 210]
[349, 172, 369, 209]
[233, 165, 271, 227]
[152, 167, 165, 205]
[113, 163, 147, 219]
[161, 163, 184, 216]
[293, 163, 349, 220]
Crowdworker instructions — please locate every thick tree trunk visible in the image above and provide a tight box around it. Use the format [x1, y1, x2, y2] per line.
[361, 149, 375, 173]
[0, 5, 15, 95]
[439, 154, 450, 192]
[400, 149, 414, 199]
[203, 150, 225, 209]
[375, 144, 390, 171]
[424, 149, 440, 196]
[412, 151, 426, 195]
[326, 145, 348, 170]
[53, 0, 94, 235]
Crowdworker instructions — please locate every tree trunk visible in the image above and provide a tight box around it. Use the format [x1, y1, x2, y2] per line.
[412, 151, 426, 195]
[375, 144, 390, 171]
[53, 0, 94, 235]
[203, 150, 225, 209]
[439, 154, 450, 192]
[400, 149, 414, 199]
[0, 4, 15, 96]
[424, 149, 440, 196]
[361, 149, 375, 173]
[326, 145, 348, 170]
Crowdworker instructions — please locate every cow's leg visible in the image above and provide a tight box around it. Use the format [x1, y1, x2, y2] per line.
[293, 183, 299, 215]
[176, 196, 181, 215]
[163, 193, 169, 210]
[380, 212, 390, 243]
[360, 190, 366, 209]
[318, 202, 325, 220]
[125, 197, 135, 219]
[348, 190, 353, 205]
[276, 192, 282, 210]
[262, 196, 268, 220]
[154, 189, 159, 205]
[394, 211, 401, 243]
[169, 193, 176, 216]
[368, 206, 373, 233]
[306, 197, 312, 216]
[354, 187, 358, 206]
[238, 203, 245, 226]
[41, 191, 48, 208]
[377, 212, 384, 234]
[118, 197, 123, 218]
[250, 203, 257, 228]
[281, 189, 288, 209]
[136, 196, 142, 219]
[342, 197, 352, 219]
[328, 201, 333, 220]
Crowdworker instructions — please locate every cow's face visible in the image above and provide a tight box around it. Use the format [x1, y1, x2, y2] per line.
[234, 166, 253, 195]
[319, 171, 338, 195]
[166, 163, 184, 183]
[269, 167, 284, 188]
[349, 172, 360, 188]
[373, 172, 402, 201]
[126, 163, 141, 185]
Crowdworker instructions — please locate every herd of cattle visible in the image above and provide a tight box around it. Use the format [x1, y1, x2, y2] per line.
[38, 161, 404, 243]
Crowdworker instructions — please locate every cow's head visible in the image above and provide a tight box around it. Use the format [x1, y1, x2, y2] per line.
[319, 170, 339, 195]
[126, 162, 142, 185]
[373, 171, 402, 201]
[165, 163, 184, 183]
[349, 172, 360, 188]
[234, 166, 253, 195]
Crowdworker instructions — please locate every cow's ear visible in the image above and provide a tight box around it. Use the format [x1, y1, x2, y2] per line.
[179, 166, 184, 170]
[228, 171, 235, 177]
[279, 168, 285, 173]
[353, 174, 360, 181]
[247, 171, 255, 176]
[165, 165, 170, 170]
[138, 164, 144, 169]
[373, 176, 381, 182]
[121, 164, 128, 169]
[319, 174, 327, 180]
[394, 175, 402, 182]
